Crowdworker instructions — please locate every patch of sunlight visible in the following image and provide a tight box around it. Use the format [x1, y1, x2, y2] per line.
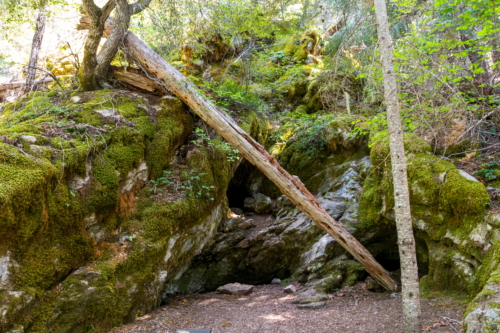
[197, 298, 221, 306]
[261, 314, 287, 321]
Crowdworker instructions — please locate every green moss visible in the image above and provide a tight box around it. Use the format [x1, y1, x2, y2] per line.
[370, 133, 432, 167]
[146, 97, 193, 179]
[440, 169, 490, 215]
[86, 157, 119, 213]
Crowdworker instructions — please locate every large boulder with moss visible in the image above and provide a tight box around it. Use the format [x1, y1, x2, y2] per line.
[0, 90, 264, 332]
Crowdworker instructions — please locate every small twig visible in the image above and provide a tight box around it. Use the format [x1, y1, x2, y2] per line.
[442, 317, 460, 333]
[27, 66, 64, 89]
[421, 140, 500, 163]
[455, 108, 499, 143]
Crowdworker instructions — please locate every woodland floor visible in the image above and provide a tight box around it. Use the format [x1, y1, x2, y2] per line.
[111, 283, 466, 333]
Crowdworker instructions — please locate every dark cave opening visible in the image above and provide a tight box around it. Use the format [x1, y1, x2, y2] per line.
[226, 161, 254, 209]
[367, 230, 429, 279]
[226, 182, 251, 209]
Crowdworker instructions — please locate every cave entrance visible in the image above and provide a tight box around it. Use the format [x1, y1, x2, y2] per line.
[367, 229, 429, 279]
[226, 160, 254, 209]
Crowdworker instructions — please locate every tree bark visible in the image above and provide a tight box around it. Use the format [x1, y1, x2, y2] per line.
[78, 0, 153, 90]
[95, 0, 130, 86]
[25, 4, 47, 92]
[79, 16, 398, 291]
[111, 66, 164, 94]
[78, 0, 106, 91]
[373, 0, 422, 332]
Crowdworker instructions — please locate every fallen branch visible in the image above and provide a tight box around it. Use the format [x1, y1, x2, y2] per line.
[442, 317, 460, 333]
[111, 66, 164, 94]
[0, 77, 53, 92]
[79, 16, 398, 291]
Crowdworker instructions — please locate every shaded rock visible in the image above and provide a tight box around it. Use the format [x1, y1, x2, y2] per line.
[284, 285, 296, 294]
[297, 302, 325, 309]
[238, 219, 254, 229]
[254, 193, 272, 214]
[222, 218, 244, 232]
[216, 283, 254, 295]
[365, 276, 384, 293]
[292, 287, 329, 304]
[271, 278, 281, 284]
[243, 197, 255, 211]
[276, 195, 294, 212]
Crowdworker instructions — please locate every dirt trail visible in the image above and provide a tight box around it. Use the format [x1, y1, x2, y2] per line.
[112, 283, 465, 333]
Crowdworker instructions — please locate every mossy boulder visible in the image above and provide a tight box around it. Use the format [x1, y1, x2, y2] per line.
[0, 88, 270, 332]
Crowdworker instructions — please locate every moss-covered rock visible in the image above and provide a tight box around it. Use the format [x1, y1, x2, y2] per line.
[0, 88, 269, 332]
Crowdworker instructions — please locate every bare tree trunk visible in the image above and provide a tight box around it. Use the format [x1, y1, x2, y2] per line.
[78, 0, 106, 91]
[95, 0, 130, 86]
[25, 4, 47, 92]
[79, 16, 398, 291]
[78, 0, 152, 90]
[373, 0, 422, 332]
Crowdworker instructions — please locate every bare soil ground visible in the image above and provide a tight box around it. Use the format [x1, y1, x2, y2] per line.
[112, 283, 465, 333]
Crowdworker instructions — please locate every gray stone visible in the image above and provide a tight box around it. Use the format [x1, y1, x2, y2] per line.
[0, 255, 13, 290]
[487, 213, 500, 228]
[300, 234, 336, 272]
[365, 276, 384, 292]
[243, 197, 255, 211]
[297, 302, 325, 309]
[305, 274, 343, 293]
[271, 278, 281, 284]
[292, 287, 329, 304]
[276, 195, 294, 211]
[20, 135, 36, 144]
[29, 144, 46, 156]
[68, 174, 91, 191]
[459, 169, 480, 182]
[70, 96, 81, 103]
[84, 213, 98, 228]
[254, 193, 272, 214]
[238, 219, 254, 229]
[216, 282, 254, 295]
[120, 161, 148, 193]
[284, 285, 296, 294]
[222, 218, 244, 232]
[317, 198, 347, 220]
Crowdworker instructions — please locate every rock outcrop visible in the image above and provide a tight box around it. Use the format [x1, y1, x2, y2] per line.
[0, 90, 267, 332]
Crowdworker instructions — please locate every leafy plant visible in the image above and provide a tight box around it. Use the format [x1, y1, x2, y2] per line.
[192, 127, 240, 162]
[179, 171, 216, 200]
[476, 161, 500, 180]
[149, 170, 174, 195]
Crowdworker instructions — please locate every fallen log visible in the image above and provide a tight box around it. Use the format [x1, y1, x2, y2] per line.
[0, 77, 53, 92]
[78, 17, 398, 291]
[111, 66, 164, 95]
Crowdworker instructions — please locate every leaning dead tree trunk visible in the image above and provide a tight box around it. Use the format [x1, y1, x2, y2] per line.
[374, 0, 422, 331]
[25, 4, 47, 92]
[79, 17, 398, 291]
